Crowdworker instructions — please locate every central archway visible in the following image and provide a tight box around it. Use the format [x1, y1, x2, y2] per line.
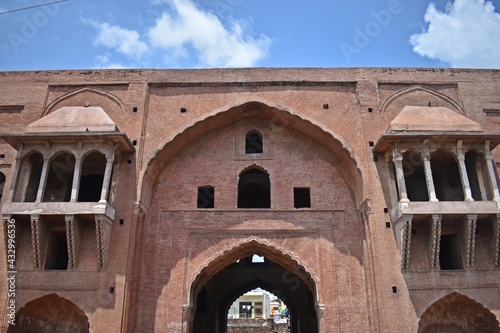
[188, 241, 319, 333]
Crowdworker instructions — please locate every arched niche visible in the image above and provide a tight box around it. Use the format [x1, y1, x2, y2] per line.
[12, 151, 44, 202]
[0, 171, 5, 202]
[381, 85, 465, 123]
[78, 151, 107, 202]
[43, 152, 75, 202]
[43, 87, 125, 123]
[8, 294, 90, 333]
[139, 101, 364, 209]
[238, 166, 271, 208]
[418, 292, 500, 333]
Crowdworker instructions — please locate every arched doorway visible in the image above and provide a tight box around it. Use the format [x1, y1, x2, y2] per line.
[419, 292, 500, 333]
[189, 241, 319, 333]
[8, 294, 89, 333]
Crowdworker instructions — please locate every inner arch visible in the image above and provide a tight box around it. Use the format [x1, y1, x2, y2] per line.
[188, 241, 319, 333]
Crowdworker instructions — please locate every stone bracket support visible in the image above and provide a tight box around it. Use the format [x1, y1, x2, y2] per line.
[429, 214, 442, 269]
[96, 214, 112, 270]
[493, 215, 500, 266]
[397, 214, 413, 271]
[30, 214, 41, 269]
[463, 214, 478, 268]
[65, 214, 77, 269]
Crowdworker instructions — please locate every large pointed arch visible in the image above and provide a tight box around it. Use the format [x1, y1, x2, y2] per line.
[8, 293, 89, 333]
[139, 101, 364, 207]
[418, 292, 500, 333]
[187, 239, 319, 333]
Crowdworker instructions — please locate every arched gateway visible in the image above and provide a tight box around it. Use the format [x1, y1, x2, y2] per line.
[188, 240, 318, 333]
[129, 101, 368, 333]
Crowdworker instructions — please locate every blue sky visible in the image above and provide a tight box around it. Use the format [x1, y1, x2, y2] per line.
[1, 0, 500, 70]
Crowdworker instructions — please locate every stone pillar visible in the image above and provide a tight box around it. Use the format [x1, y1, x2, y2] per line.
[30, 214, 41, 269]
[35, 156, 51, 203]
[7, 146, 23, 202]
[484, 141, 500, 204]
[392, 147, 409, 205]
[429, 214, 442, 270]
[70, 156, 82, 202]
[99, 152, 115, 203]
[423, 142, 438, 202]
[463, 214, 478, 268]
[456, 141, 473, 202]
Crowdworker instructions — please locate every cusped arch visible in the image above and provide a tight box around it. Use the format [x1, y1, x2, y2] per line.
[139, 101, 364, 207]
[381, 85, 465, 116]
[43, 87, 125, 117]
[9, 293, 89, 333]
[418, 292, 500, 333]
[189, 239, 318, 303]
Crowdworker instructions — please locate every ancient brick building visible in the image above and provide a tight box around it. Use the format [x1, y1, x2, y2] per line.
[0, 68, 499, 333]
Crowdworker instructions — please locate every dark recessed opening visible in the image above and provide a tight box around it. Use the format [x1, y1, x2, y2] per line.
[439, 234, 463, 270]
[180, 107, 187, 113]
[385, 222, 391, 228]
[132, 106, 138, 112]
[197, 186, 215, 209]
[294, 187, 311, 208]
[119, 219, 124, 225]
[238, 169, 270, 208]
[127, 160, 132, 164]
[245, 130, 263, 154]
[132, 140, 137, 145]
[412, 229, 417, 235]
[369, 141, 374, 147]
[384, 208, 388, 213]
[44, 231, 68, 270]
[109, 287, 115, 293]
[0, 154, 4, 158]
[323, 104, 329, 110]
[368, 107, 373, 113]
[373, 155, 378, 161]
[392, 286, 397, 294]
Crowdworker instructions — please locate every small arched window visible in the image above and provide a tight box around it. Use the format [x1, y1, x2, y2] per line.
[238, 168, 270, 208]
[43, 152, 75, 202]
[245, 130, 263, 154]
[78, 152, 106, 202]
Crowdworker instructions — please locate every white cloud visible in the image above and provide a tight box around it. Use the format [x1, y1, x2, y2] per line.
[410, 0, 500, 68]
[92, 22, 149, 59]
[93, 54, 127, 69]
[147, 0, 271, 67]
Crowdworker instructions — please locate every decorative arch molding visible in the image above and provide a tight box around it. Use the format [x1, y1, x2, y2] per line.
[9, 293, 90, 333]
[139, 100, 364, 207]
[418, 292, 500, 333]
[188, 238, 318, 304]
[381, 85, 465, 115]
[239, 163, 270, 175]
[43, 87, 126, 117]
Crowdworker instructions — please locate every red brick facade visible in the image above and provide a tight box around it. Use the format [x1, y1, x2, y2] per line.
[0, 68, 499, 332]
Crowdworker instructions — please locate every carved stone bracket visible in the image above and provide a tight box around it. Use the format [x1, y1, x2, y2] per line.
[463, 214, 478, 268]
[493, 215, 500, 266]
[358, 199, 373, 223]
[30, 214, 41, 269]
[65, 214, 76, 269]
[400, 215, 413, 271]
[96, 214, 112, 270]
[429, 214, 442, 269]
[316, 303, 325, 319]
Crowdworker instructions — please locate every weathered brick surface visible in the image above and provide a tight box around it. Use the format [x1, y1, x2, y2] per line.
[0, 68, 499, 332]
